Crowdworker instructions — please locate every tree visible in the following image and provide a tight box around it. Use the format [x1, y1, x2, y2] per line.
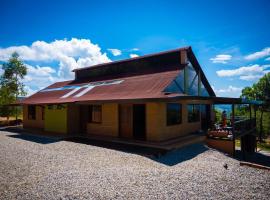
[0, 52, 27, 120]
[241, 72, 270, 141]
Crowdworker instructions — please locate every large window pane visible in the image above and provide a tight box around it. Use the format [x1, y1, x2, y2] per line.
[200, 82, 210, 97]
[164, 71, 184, 93]
[188, 104, 200, 122]
[187, 63, 199, 96]
[166, 103, 182, 126]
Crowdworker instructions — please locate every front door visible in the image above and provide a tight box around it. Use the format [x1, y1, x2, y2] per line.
[201, 104, 211, 131]
[119, 104, 133, 138]
[133, 104, 146, 140]
[80, 105, 89, 135]
[119, 104, 146, 140]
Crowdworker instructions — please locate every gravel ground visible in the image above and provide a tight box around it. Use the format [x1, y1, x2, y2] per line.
[0, 130, 269, 200]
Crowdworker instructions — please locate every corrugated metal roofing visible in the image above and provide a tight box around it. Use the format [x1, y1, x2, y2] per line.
[22, 70, 182, 104]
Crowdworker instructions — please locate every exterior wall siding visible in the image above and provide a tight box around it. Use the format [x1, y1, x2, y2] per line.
[44, 105, 67, 133]
[146, 100, 213, 142]
[86, 103, 118, 137]
[23, 105, 44, 129]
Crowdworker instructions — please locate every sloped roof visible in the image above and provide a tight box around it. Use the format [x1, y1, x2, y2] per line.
[22, 46, 216, 105]
[22, 70, 183, 104]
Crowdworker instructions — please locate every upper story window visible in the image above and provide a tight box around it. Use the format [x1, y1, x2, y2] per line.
[89, 105, 102, 123]
[166, 103, 182, 126]
[28, 105, 36, 120]
[188, 104, 200, 123]
[164, 61, 211, 97]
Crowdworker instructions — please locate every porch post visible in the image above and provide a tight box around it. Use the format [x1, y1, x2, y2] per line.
[232, 104, 235, 156]
[249, 104, 252, 119]
[254, 105, 257, 152]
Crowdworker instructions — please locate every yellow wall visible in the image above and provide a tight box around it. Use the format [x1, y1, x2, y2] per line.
[44, 105, 67, 133]
[23, 105, 44, 129]
[146, 100, 213, 141]
[206, 138, 234, 155]
[86, 103, 118, 137]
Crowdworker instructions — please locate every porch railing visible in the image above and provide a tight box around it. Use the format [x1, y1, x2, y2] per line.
[234, 118, 256, 137]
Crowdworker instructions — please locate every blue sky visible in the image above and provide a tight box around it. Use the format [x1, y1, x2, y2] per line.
[0, 0, 270, 97]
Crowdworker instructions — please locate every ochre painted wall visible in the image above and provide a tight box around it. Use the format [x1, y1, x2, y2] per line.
[23, 105, 44, 129]
[44, 105, 67, 133]
[206, 138, 234, 155]
[146, 100, 213, 142]
[86, 103, 118, 137]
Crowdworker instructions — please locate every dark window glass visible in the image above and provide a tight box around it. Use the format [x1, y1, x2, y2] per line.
[166, 103, 182, 126]
[57, 104, 65, 110]
[28, 105, 36, 120]
[89, 105, 102, 123]
[188, 104, 200, 122]
[48, 105, 54, 110]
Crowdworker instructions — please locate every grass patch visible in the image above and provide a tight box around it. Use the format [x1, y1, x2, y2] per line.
[258, 141, 270, 152]
[235, 139, 270, 152]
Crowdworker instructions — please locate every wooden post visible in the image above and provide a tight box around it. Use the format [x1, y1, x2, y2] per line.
[232, 104, 235, 156]
[249, 104, 252, 119]
[254, 105, 257, 152]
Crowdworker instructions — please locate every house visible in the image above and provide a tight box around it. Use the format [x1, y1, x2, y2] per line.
[21, 46, 258, 152]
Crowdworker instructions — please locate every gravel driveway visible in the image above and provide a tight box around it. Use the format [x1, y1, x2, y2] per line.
[0, 130, 269, 199]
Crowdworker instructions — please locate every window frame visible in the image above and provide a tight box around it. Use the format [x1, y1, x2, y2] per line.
[166, 103, 182, 126]
[187, 104, 200, 123]
[89, 105, 102, 123]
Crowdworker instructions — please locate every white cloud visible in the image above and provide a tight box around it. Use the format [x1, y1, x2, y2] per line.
[130, 48, 139, 51]
[244, 47, 270, 60]
[22, 64, 61, 95]
[210, 54, 232, 64]
[0, 38, 111, 79]
[107, 48, 122, 56]
[265, 57, 270, 61]
[130, 54, 139, 58]
[239, 75, 264, 81]
[0, 38, 111, 96]
[0, 64, 3, 76]
[213, 85, 243, 97]
[216, 64, 270, 81]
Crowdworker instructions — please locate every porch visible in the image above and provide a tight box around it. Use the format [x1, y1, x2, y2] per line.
[206, 97, 262, 156]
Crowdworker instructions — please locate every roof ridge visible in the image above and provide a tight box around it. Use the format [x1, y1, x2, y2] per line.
[72, 46, 191, 72]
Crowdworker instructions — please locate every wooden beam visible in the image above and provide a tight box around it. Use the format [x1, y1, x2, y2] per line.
[232, 104, 235, 156]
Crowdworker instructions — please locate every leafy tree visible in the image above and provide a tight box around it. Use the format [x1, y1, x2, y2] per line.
[241, 72, 270, 141]
[0, 52, 27, 120]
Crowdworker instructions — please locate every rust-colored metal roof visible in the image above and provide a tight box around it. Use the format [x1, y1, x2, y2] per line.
[22, 70, 182, 105]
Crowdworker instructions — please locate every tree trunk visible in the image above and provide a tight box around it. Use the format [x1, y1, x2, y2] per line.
[259, 110, 264, 142]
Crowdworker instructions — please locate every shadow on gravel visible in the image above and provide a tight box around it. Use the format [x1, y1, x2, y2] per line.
[2, 127, 61, 144]
[153, 143, 208, 166]
[235, 150, 270, 167]
[8, 134, 61, 144]
[66, 137, 208, 166]
[2, 127, 208, 166]
[65, 137, 167, 157]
